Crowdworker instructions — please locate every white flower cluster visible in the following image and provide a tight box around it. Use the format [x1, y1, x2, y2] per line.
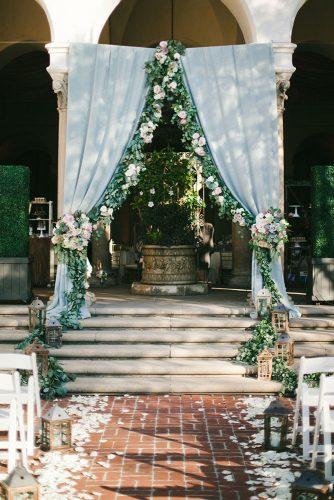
[205, 175, 225, 207]
[232, 207, 247, 226]
[251, 209, 288, 252]
[153, 84, 165, 101]
[52, 212, 93, 252]
[140, 120, 156, 143]
[192, 132, 206, 157]
[155, 40, 181, 68]
[100, 205, 114, 218]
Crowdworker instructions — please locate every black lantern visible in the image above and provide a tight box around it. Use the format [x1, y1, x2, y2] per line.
[24, 339, 49, 375]
[274, 332, 294, 366]
[0, 465, 39, 499]
[291, 468, 332, 499]
[272, 304, 289, 333]
[264, 398, 292, 451]
[41, 404, 72, 451]
[45, 318, 63, 348]
[28, 298, 46, 332]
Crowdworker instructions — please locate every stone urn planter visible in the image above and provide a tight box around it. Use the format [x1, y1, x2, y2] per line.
[132, 245, 207, 295]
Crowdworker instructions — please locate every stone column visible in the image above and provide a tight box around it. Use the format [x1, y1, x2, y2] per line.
[229, 224, 252, 289]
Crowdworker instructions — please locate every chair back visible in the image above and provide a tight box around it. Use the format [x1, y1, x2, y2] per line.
[319, 373, 334, 403]
[0, 353, 34, 371]
[300, 356, 334, 377]
[0, 371, 21, 404]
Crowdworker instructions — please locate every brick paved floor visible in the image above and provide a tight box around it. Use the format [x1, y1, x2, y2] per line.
[15, 394, 303, 499]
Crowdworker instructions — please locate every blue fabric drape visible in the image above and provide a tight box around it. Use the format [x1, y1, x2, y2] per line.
[182, 44, 300, 317]
[48, 43, 154, 318]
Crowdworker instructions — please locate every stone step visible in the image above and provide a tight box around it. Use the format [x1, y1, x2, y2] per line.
[290, 317, 334, 330]
[66, 375, 282, 393]
[49, 343, 240, 358]
[294, 343, 334, 357]
[60, 358, 255, 376]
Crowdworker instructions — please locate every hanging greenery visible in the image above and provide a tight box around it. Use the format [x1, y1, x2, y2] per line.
[52, 40, 289, 327]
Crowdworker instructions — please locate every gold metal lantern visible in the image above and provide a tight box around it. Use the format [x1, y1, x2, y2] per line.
[257, 347, 273, 381]
[24, 340, 49, 375]
[255, 288, 272, 317]
[274, 332, 294, 366]
[41, 404, 72, 451]
[45, 318, 62, 348]
[272, 304, 289, 333]
[28, 298, 46, 332]
[0, 465, 39, 499]
[264, 399, 292, 451]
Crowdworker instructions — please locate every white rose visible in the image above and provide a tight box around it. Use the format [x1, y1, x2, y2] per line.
[169, 81, 177, 90]
[154, 85, 162, 94]
[159, 41, 168, 49]
[198, 136, 206, 146]
[192, 133, 200, 140]
[195, 146, 205, 157]
[148, 201, 154, 208]
[174, 53, 180, 60]
[100, 205, 107, 213]
[150, 188, 155, 194]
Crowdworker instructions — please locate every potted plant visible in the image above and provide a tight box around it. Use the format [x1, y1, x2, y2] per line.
[131, 149, 203, 289]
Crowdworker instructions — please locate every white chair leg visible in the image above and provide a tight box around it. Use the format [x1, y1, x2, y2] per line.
[323, 426, 333, 481]
[311, 408, 321, 469]
[292, 399, 300, 446]
[27, 378, 35, 457]
[302, 404, 311, 459]
[8, 402, 16, 473]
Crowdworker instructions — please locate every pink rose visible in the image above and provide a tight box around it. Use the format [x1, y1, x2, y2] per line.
[213, 187, 222, 196]
[178, 110, 187, 120]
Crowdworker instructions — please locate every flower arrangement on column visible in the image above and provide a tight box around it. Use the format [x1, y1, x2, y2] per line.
[52, 40, 289, 329]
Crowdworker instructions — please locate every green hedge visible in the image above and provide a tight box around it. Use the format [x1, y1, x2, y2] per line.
[311, 165, 334, 258]
[0, 166, 30, 257]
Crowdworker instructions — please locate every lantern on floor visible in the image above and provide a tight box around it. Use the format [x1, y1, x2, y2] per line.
[255, 288, 272, 317]
[257, 347, 273, 381]
[24, 339, 49, 375]
[274, 332, 294, 366]
[0, 465, 39, 499]
[28, 297, 46, 332]
[45, 318, 62, 348]
[291, 468, 331, 499]
[41, 404, 72, 451]
[272, 304, 289, 333]
[263, 398, 292, 451]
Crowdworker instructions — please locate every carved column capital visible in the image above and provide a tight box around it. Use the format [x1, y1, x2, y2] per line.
[276, 75, 291, 113]
[50, 72, 68, 111]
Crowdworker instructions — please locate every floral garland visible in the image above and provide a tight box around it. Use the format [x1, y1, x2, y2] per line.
[55, 40, 289, 327]
[52, 212, 94, 328]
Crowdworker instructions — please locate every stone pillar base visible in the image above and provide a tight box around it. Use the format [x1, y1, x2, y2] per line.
[131, 282, 208, 296]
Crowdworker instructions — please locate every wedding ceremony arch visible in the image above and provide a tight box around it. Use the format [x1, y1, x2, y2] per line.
[47, 40, 300, 327]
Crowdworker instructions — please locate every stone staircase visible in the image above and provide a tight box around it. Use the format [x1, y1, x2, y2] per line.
[0, 300, 333, 394]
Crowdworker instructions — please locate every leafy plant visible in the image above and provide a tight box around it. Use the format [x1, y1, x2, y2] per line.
[311, 165, 334, 258]
[131, 149, 203, 246]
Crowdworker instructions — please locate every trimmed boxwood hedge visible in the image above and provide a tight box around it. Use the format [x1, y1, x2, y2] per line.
[0, 166, 30, 257]
[311, 165, 334, 258]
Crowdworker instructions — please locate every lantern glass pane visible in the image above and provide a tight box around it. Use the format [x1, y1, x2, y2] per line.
[52, 424, 63, 448]
[14, 492, 36, 499]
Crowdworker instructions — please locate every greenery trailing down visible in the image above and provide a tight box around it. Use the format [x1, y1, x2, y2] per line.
[311, 165, 334, 258]
[254, 247, 282, 306]
[131, 149, 202, 245]
[237, 318, 297, 396]
[16, 330, 75, 400]
[0, 165, 29, 257]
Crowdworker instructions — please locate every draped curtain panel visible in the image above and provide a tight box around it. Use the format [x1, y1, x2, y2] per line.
[182, 44, 300, 317]
[48, 43, 154, 318]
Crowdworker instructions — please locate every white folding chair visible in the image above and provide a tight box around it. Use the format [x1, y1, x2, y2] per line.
[0, 353, 41, 456]
[292, 356, 334, 459]
[0, 371, 27, 472]
[311, 374, 334, 481]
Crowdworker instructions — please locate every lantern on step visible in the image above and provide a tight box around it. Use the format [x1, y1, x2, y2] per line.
[263, 398, 292, 451]
[257, 347, 273, 381]
[274, 332, 294, 366]
[28, 297, 46, 332]
[291, 468, 331, 499]
[45, 318, 62, 348]
[272, 304, 289, 333]
[255, 288, 272, 317]
[0, 465, 39, 499]
[41, 404, 72, 451]
[24, 339, 49, 375]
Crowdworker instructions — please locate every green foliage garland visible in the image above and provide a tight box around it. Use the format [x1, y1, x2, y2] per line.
[237, 318, 297, 395]
[0, 165, 29, 257]
[16, 328, 74, 400]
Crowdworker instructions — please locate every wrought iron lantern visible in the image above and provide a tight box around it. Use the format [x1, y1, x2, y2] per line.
[255, 288, 272, 317]
[274, 332, 294, 366]
[45, 318, 62, 348]
[272, 304, 289, 333]
[263, 398, 292, 451]
[28, 297, 46, 332]
[41, 404, 72, 451]
[257, 347, 273, 381]
[24, 339, 49, 375]
[0, 465, 39, 499]
[291, 468, 331, 499]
